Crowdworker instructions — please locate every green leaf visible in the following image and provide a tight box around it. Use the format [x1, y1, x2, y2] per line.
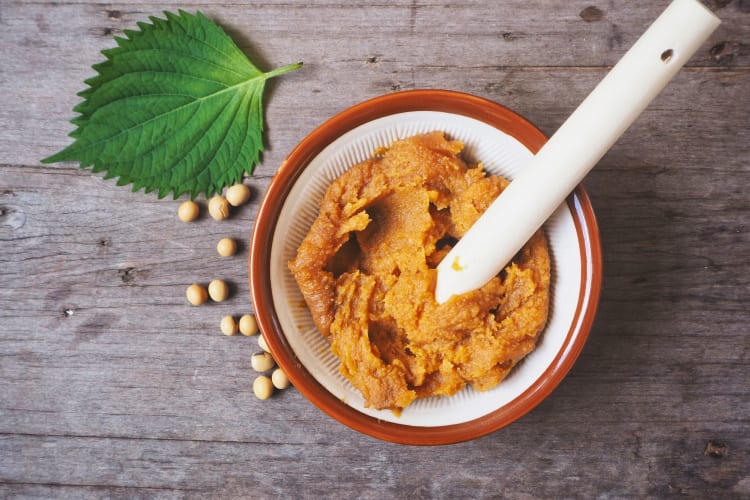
[42, 10, 301, 199]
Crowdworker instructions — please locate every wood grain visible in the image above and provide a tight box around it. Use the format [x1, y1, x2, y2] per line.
[1, 0, 749, 497]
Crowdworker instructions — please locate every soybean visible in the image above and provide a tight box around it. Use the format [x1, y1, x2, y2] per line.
[186, 284, 208, 306]
[251, 352, 275, 372]
[226, 183, 251, 207]
[239, 314, 258, 336]
[253, 375, 274, 400]
[178, 200, 200, 222]
[208, 279, 229, 302]
[220, 315, 238, 336]
[208, 196, 230, 221]
[272, 368, 290, 390]
[257, 333, 270, 353]
[216, 237, 237, 257]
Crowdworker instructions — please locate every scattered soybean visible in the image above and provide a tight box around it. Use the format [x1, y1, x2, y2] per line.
[253, 375, 274, 400]
[251, 352, 276, 372]
[178, 200, 200, 222]
[239, 314, 258, 336]
[226, 183, 251, 207]
[220, 315, 238, 336]
[272, 368, 290, 390]
[208, 195, 230, 220]
[208, 279, 229, 302]
[216, 237, 237, 257]
[186, 283, 208, 306]
[258, 333, 270, 353]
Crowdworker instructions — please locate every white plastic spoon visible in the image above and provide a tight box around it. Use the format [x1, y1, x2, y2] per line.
[435, 0, 720, 304]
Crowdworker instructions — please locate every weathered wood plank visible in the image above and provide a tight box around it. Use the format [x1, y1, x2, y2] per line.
[0, 426, 747, 498]
[2, 0, 749, 166]
[4, 0, 748, 72]
[4, 64, 749, 174]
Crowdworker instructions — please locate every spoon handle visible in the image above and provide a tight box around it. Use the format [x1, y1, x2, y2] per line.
[435, 0, 720, 304]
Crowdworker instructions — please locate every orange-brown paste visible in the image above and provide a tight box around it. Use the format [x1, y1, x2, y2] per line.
[289, 132, 550, 411]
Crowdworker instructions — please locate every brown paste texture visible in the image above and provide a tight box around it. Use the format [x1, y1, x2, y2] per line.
[289, 132, 550, 411]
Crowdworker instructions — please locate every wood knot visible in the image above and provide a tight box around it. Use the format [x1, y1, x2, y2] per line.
[0, 205, 26, 229]
[704, 440, 728, 458]
[118, 266, 137, 284]
[367, 56, 379, 64]
[702, 0, 733, 9]
[97, 237, 111, 248]
[484, 82, 502, 93]
[62, 308, 74, 318]
[709, 41, 741, 64]
[107, 9, 122, 19]
[580, 6, 605, 22]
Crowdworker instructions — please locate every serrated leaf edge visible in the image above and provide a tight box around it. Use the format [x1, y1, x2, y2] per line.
[41, 8, 302, 200]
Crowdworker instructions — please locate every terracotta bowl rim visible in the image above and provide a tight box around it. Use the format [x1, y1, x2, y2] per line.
[249, 89, 602, 445]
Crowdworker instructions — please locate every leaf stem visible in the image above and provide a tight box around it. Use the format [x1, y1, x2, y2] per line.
[264, 61, 303, 80]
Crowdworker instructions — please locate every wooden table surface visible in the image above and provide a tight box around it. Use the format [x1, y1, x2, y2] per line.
[2, 0, 749, 497]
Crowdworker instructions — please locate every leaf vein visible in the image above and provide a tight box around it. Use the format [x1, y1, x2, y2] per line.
[104, 46, 253, 81]
[77, 80, 262, 158]
[42, 9, 301, 199]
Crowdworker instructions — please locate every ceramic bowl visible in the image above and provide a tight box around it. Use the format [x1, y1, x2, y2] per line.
[249, 90, 601, 445]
